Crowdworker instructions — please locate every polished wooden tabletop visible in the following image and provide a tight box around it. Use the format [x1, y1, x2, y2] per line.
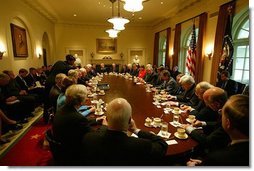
[90, 74, 198, 156]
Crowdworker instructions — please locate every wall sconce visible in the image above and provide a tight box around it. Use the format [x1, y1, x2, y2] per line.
[90, 52, 94, 58]
[205, 45, 213, 60]
[0, 51, 5, 58]
[120, 52, 124, 59]
[36, 47, 42, 58]
[170, 48, 174, 56]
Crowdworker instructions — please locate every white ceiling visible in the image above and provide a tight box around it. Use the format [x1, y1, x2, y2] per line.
[22, 0, 201, 27]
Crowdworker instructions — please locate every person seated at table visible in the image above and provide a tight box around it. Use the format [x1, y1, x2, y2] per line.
[126, 63, 132, 73]
[170, 66, 181, 80]
[143, 66, 158, 85]
[120, 64, 128, 73]
[167, 75, 199, 107]
[137, 65, 146, 79]
[25, 67, 40, 87]
[110, 63, 119, 73]
[155, 70, 178, 95]
[180, 81, 214, 116]
[80, 98, 167, 165]
[77, 68, 91, 87]
[187, 94, 249, 166]
[216, 71, 238, 97]
[49, 73, 66, 113]
[130, 63, 139, 77]
[67, 69, 79, 83]
[52, 84, 105, 165]
[182, 87, 230, 154]
[85, 64, 94, 79]
[153, 66, 164, 86]
[174, 73, 184, 95]
[99, 63, 107, 73]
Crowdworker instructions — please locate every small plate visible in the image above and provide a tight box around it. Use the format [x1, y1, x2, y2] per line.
[174, 132, 188, 139]
[144, 123, 152, 127]
[98, 93, 105, 96]
[186, 118, 195, 123]
[94, 111, 104, 116]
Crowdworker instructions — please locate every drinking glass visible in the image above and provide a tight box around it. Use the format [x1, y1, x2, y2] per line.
[161, 122, 168, 136]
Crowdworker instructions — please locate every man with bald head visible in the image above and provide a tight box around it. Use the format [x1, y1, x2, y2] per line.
[81, 98, 167, 165]
[182, 87, 230, 155]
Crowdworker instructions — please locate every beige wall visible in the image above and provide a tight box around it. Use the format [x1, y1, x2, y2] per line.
[0, 0, 55, 75]
[54, 24, 153, 66]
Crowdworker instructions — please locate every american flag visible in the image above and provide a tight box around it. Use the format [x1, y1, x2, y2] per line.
[186, 24, 197, 78]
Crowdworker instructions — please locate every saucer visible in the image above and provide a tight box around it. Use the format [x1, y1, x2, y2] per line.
[98, 92, 105, 96]
[186, 118, 195, 123]
[144, 123, 152, 127]
[94, 111, 104, 116]
[174, 132, 188, 139]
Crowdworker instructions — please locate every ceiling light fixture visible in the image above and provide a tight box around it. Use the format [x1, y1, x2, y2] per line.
[106, 29, 120, 38]
[123, 0, 143, 12]
[108, 0, 129, 31]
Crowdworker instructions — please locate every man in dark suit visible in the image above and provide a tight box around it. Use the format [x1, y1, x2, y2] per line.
[216, 71, 238, 97]
[167, 75, 199, 107]
[81, 98, 167, 166]
[188, 94, 249, 166]
[44, 54, 76, 123]
[156, 70, 178, 95]
[52, 84, 105, 165]
[143, 66, 158, 86]
[183, 87, 230, 154]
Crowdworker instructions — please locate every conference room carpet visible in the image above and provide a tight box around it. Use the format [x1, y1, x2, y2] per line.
[0, 119, 53, 166]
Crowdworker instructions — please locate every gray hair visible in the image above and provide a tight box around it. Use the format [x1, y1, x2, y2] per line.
[106, 98, 132, 131]
[179, 75, 195, 85]
[65, 84, 87, 106]
[196, 81, 214, 93]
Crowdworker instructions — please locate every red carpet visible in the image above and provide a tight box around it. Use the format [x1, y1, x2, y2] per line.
[0, 119, 53, 166]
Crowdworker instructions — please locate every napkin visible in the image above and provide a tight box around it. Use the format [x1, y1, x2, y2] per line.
[166, 140, 178, 145]
[169, 122, 182, 127]
[157, 131, 171, 139]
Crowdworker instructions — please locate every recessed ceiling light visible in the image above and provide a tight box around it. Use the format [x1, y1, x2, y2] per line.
[139, 17, 142, 20]
[98, 2, 101, 5]
[73, 14, 77, 17]
[161, 1, 164, 4]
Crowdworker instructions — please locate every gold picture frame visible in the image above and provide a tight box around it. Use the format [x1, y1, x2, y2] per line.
[10, 23, 28, 57]
[96, 38, 117, 54]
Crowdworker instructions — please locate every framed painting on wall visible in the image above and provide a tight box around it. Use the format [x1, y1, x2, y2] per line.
[10, 23, 28, 57]
[96, 38, 117, 54]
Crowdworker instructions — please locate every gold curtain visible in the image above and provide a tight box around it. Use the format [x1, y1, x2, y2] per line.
[210, 0, 236, 85]
[153, 32, 159, 66]
[172, 23, 181, 69]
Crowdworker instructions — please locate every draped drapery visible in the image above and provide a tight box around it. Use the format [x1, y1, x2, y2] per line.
[195, 12, 207, 83]
[165, 27, 171, 66]
[153, 32, 159, 66]
[172, 23, 181, 69]
[210, 0, 236, 85]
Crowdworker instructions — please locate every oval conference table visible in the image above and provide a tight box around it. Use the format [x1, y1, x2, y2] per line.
[89, 74, 198, 157]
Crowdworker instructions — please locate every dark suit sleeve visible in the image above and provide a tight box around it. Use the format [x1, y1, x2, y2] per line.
[137, 130, 168, 157]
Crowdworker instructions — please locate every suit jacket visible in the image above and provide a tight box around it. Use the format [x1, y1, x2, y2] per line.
[190, 125, 230, 153]
[25, 74, 38, 87]
[216, 79, 238, 97]
[52, 104, 96, 150]
[15, 75, 29, 91]
[81, 127, 168, 165]
[49, 85, 62, 111]
[177, 84, 199, 107]
[203, 141, 249, 166]
[196, 106, 219, 123]
[158, 77, 178, 95]
[144, 72, 158, 85]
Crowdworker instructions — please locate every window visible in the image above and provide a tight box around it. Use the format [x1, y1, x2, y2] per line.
[158, 31, 167, 66]
[232, 13, 249, 84]
[179, 27, 199, 74]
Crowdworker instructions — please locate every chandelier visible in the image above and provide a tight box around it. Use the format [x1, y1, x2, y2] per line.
[107, 0, 129, 31]
[106, 29, 120, 38]
[123, 0, 143, 12]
